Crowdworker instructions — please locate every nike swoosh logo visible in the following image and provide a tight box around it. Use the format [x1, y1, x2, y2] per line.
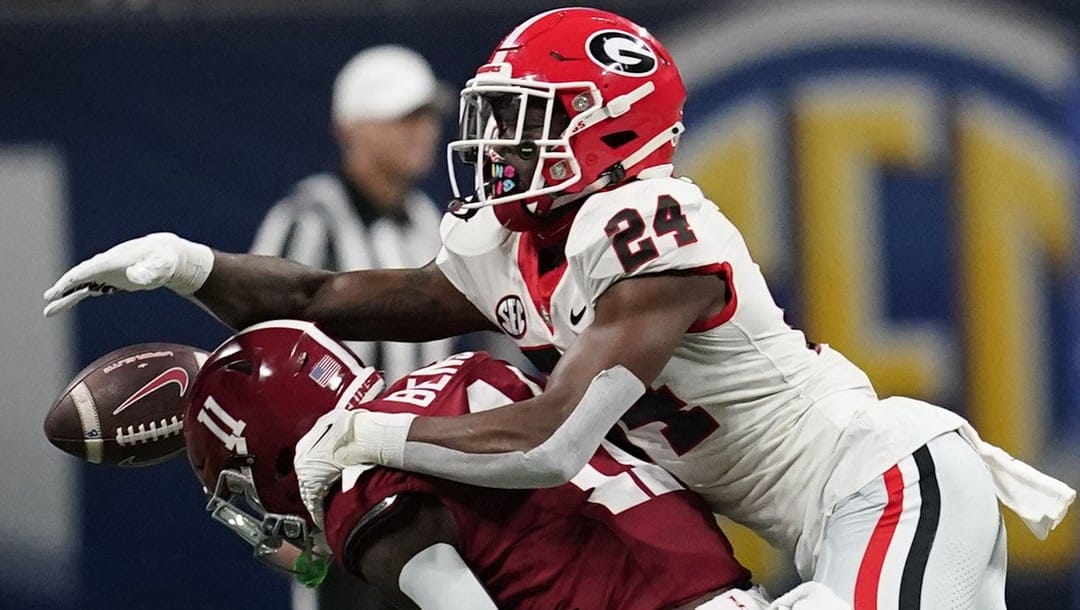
[569, 306, 587, 325]
[312, 423, 335, 449]
[112, 367, 190, 415]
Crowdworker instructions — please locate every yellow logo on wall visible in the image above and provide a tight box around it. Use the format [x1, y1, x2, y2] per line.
[667, 0, 1078, 577]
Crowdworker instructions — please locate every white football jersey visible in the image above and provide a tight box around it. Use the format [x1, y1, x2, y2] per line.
[436, 165, 965, 576]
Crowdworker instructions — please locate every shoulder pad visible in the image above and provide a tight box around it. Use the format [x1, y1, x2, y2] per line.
[439, 205, 512, 257]
[564, 178, 737, 304]
[566, 176, 709, 259]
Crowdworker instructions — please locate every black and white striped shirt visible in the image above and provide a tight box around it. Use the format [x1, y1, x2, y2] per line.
[250, 170, 453, 382]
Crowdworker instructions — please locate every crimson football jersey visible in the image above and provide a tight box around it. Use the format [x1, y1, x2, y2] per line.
[322, 352, 751, 609]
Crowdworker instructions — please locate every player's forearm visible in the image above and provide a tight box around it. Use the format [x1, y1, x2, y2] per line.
[344, 367, 646, 489]
[196, 253, 493, 340]
[407, 395, 558, 454]
[308, 266, 498, 341]
[194, 251, 335, 330]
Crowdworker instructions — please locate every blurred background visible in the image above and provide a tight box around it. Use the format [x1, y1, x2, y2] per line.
[2, 0, 1079, 608]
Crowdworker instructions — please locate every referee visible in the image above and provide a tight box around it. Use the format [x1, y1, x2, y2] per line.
[249, 45, 452, 610]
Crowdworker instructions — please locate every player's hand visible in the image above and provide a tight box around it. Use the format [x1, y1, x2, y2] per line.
[294, 409, 360, 529]
[43, 232, 214, 317]
[768, 582, 850, 610]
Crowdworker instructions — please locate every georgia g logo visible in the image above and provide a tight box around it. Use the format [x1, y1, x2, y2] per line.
[585, 30, 657, 77]
[495, 295, 527, 339]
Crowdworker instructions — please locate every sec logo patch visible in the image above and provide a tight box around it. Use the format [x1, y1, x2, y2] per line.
[495, 295, 527, 339]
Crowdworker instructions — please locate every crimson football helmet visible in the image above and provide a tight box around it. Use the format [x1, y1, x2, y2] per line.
[183, 319, 384, 585]
[447, 7, 687, 231]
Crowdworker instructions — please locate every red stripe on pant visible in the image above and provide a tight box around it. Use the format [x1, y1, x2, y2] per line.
[854, 465, 905, 609]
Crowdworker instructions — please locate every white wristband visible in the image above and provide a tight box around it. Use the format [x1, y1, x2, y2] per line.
[170, 238, 214, 295]
[343, 411, 417, 469]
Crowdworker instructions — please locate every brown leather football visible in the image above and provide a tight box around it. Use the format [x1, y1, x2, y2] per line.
[44, 342, 208, 467]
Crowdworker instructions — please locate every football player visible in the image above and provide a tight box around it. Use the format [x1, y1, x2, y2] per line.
[184, 320, 772, 609]
[45, 8, 1074, 609]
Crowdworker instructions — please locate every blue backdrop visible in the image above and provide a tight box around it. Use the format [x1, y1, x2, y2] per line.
[1, 3, 1077, 609]
[0, 6, 710, 610]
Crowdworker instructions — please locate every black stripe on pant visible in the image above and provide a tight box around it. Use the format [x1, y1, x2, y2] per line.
[898, 444, 941, 608]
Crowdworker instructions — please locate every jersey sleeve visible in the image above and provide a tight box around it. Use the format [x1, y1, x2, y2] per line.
[434, 246, 481, 318]
[565, 176, 743, 305]
[322, 467, 442, 575]
[435, 206, 511, 319]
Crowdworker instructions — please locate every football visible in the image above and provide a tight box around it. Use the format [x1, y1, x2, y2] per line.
[44, 342, 208, 467]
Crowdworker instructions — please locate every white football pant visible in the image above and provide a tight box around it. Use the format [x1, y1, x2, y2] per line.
[813, 431, 1007, 609]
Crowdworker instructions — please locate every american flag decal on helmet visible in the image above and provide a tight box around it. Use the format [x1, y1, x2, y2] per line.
[309, 355, 343, 389]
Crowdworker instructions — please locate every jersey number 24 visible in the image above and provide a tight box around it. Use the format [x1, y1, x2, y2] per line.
[604, 195, 698, 273]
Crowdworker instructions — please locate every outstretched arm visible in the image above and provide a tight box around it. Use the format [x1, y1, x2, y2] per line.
[199, 253, 495, 340]
[407, 272, 722, 453]
[43, 233, 495, 340]
[296, 272, 725, 507]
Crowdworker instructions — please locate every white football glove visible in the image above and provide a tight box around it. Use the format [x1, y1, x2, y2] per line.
[294, 409, 360, 530]
[43, 232, 214, 317]
[294, 408, 418, 529]
[768, 582, 850, 610]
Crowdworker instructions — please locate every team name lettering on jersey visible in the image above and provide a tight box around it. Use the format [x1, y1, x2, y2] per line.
[382, 353, 474, 408]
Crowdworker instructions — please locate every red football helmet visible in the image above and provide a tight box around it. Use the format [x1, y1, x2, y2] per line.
[183, 319, 383, 585]
[447, 7, 687, 231]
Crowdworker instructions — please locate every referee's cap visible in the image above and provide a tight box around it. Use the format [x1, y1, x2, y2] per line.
[332, 45, 451, 123]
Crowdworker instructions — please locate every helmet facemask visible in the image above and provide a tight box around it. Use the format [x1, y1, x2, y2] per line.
[206, 468, 332, 588]
[447, 62, 683, 231]
[448, 68, 592, 216]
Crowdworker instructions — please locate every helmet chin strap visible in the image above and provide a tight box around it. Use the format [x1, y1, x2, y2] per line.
[550, 120, 685, 209]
